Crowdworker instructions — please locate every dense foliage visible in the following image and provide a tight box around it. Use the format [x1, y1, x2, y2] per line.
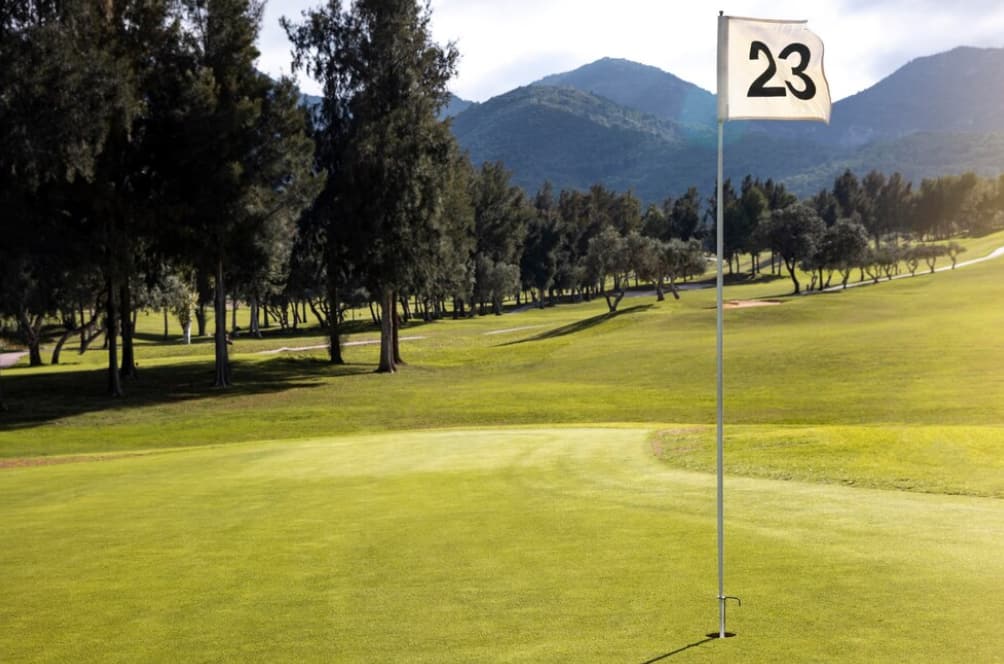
[3, 2, 1004, 395]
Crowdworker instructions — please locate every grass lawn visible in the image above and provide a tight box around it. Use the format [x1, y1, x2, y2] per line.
[1, 231, 1003, 662]
[3, 429, 1002, 662]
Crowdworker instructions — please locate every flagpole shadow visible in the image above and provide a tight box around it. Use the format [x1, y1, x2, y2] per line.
[638, 637, 715, 663]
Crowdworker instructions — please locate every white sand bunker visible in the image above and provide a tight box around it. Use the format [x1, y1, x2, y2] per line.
[723, 299, 783, 309]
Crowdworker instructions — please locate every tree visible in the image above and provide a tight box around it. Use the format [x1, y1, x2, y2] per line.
[0, 1, 144, 393]
[876, 172, 912, 240]
[585, 226, 630, 312]
[758, 204, 825, 294]
[522, 182, 561, 307]
[174, 0, 317, 387]
[670, 187, 703, 241]
[946, 241, 967, 269]
[912, 244, 948, 273]
[659, 238, 706, 300]
[641, 203, 669, 241]
[824, 219, 870, 289]
[285, 0, 459, 373]
[860, 170, 886, 247]
[472, 162, 530, 313]
[833, 169, 865, 221]
[737, 178, 768, 275]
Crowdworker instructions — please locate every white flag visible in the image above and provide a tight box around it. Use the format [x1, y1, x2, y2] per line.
[717, 15, 831, 123]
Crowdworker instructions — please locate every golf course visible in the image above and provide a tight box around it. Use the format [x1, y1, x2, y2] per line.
[2, 233, 1003, 663]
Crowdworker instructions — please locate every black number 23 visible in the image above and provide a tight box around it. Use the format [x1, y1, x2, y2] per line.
[747, 41, 816, 100]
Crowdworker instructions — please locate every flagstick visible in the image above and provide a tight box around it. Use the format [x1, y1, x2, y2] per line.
[715, 117, 726, 639]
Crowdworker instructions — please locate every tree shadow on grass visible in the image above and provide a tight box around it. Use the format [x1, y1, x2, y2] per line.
[498, 304, 653, 346]
[0, 356, 369, 431]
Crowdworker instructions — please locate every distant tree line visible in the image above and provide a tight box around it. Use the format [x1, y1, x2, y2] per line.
[3, 1, 1004, 393]
[724, 169, 1003, 294]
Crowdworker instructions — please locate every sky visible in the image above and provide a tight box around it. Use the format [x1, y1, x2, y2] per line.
[259, 0, 1004, 102]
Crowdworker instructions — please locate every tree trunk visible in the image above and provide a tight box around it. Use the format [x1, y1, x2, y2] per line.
[79, 326, 104, 354]
[393, 296, 405, 366]
[377, 288, 395, 373]
[79, 302, 87, 347]
[784, 258, 801, 294]
[248, 294, 261, 337]
[213, 257, 231, 388]
[231, 291, 239, 331]
[327, 278, 344, 365]
[119, 280, 137, 379]
[398, 295, 411, 323]
[163, 307, 169, 339]
[604, 291, 624, 312]
[106, 275, 122, 398]
[17, 311, 43, 367]
[655, 278, 665, 302]
[53, 307, 98, 365]
[195, 302, 207, 337]
[667, 276, 681, 300]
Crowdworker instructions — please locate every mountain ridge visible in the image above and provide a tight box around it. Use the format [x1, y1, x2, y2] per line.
[450, 47, 1004, 199]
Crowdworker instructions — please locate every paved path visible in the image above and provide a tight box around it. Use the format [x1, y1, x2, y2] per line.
[0, 352, 28, 369]
[255, 336, 427, 355]
[823, 245, 1004, 292]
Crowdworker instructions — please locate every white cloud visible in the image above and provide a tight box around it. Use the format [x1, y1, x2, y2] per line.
[258, 1, 1004, 101]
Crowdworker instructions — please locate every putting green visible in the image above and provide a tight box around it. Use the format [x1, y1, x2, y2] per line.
[2, 427, 1001, 662]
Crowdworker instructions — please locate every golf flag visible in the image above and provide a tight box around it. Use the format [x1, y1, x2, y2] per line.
[718, 15, 831, 122]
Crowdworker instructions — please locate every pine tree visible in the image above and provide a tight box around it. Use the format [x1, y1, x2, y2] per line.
[285, 0, 459, 373]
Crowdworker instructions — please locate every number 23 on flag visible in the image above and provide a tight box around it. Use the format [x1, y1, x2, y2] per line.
[717, 15, 832, 123]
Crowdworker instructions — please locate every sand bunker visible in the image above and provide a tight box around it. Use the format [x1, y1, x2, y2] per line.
[722, 299, 783, 309]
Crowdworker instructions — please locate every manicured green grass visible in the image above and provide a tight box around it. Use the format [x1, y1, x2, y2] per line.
[3, 239, 1003, 459]
[2, 429, 1002, 663]
[652, 424, 1004, 497]
[1, 233, 1002, 662]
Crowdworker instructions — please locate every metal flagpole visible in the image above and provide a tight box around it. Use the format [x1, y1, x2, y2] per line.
[715, 117, 726, 639]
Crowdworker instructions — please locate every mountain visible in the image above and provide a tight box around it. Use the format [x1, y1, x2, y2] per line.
[440, 93, 475, 119]
[450, 47, 1004, 200]
[451, 85, 703, 199]
[533, 57, 716, 131]
[748, 46, 1004, 149]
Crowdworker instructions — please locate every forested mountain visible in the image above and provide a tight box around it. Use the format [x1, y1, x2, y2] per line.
[440, 93, 475, 119]
[450, 47, 1004, 199]
[533, 57, 716, 131]
[450, 85, 698, 200]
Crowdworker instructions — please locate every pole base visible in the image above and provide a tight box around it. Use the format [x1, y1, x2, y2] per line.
[706, 632, 737, 639]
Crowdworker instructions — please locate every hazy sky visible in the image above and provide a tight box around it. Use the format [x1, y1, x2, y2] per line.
[259, 0, 1004, 102]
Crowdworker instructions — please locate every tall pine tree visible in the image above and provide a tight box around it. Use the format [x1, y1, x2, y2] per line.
[285, 0, 458, 373]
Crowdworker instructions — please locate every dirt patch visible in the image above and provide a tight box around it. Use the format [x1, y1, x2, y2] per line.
[0, 452, 147, 470]
[723, 299, 782, 309]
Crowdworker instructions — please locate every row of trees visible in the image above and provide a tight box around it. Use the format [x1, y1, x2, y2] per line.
[710, 169, 1002, 294]
[1, 0, 319, 395]
[3, 1, 1002, 394]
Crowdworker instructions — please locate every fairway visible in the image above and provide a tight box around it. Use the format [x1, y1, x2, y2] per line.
[2, 428, 1001, 662]
[2, 240, 1004, 662]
